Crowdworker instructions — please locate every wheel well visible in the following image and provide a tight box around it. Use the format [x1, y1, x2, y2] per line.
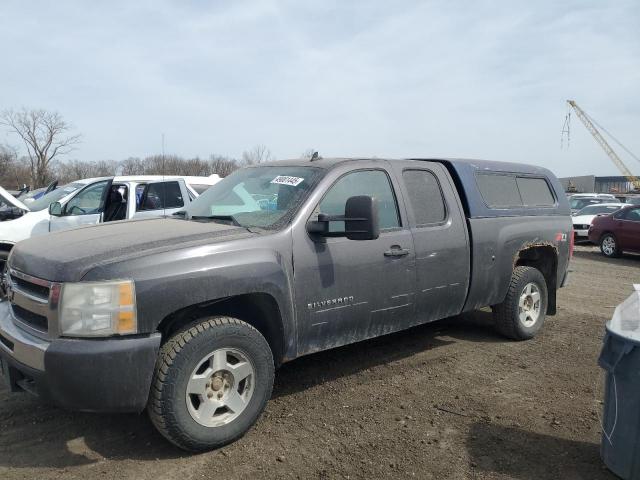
[515, 245, 558, 315]
[156, 293, 286, 366]
[600, 231, 615, 241]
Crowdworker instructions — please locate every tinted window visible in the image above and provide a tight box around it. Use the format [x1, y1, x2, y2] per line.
[625, 208, 640, 222]
[319, 170, 400, 231]
[476, 174, 521, 207]
[139, 181, 184, 210]
[516, 177, 555, 206]
[402, 170, 446, 225]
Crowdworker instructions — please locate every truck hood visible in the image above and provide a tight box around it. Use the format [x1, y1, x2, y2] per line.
[0, 186, 29, 212]
[9, 218, 256, 282]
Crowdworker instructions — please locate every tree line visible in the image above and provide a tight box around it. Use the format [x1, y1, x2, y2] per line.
[0, 108, 314, 190]
[0, 148, 245, 188]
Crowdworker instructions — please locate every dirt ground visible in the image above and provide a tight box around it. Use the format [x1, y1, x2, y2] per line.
[0, 244, 637, 479]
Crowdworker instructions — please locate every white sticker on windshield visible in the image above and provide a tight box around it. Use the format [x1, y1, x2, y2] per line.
[271, 175, 304, 187]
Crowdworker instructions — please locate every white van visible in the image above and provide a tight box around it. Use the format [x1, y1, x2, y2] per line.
[0, 174, 220, 270]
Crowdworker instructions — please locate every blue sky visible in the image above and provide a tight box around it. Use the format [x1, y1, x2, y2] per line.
[1, 0, 638, 177]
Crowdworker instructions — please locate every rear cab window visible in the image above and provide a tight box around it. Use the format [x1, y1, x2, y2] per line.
[476, 173, 556, 208]
[402, 169, 447, 225]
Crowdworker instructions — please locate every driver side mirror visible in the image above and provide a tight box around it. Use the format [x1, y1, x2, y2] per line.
[48, 202, 63, 217]
[307, 195, 380, 241]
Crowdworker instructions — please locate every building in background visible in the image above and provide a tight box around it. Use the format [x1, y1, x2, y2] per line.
[559, 175, 635, 194]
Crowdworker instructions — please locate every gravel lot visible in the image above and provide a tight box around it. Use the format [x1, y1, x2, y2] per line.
[0, 244, 636, 479]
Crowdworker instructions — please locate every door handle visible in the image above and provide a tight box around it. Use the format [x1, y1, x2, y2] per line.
[384, 247, 410, 257]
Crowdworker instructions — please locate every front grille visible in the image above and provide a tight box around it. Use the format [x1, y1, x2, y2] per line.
[10, 274, 50, 300]
[11, 304, 48, 332]
[8, 269, 53, 336]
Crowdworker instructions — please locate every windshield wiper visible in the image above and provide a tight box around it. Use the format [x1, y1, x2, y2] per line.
[190, 214, 241, 227]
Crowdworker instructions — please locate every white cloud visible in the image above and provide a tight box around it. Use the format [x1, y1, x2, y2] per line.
[0, 0, 638, 176]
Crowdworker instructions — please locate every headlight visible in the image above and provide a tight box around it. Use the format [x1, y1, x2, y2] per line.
[59, 280, 137, 337]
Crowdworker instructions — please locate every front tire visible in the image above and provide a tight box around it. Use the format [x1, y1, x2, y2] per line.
[600, 233, 621, 258]
[148, 317, 274, 452]
[493, 266, 547, 340]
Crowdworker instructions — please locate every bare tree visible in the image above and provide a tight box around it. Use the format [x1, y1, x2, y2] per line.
[119, 157, 146, 176]
[0, 146, 31, 189]
[241, 144, 273, 166]
[209, 155, 239, 177]
[0, 108, 81, 187]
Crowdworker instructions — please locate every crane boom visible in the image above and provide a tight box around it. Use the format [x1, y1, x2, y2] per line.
[566, 100, 640, 191]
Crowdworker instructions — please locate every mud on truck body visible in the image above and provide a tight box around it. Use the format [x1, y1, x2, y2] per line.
[0, 157, 572, 451]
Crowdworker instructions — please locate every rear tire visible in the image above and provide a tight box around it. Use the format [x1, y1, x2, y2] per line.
[493, 266, 547, 340]
[600, 233, 621, 258]
[148, 317, 274, 452]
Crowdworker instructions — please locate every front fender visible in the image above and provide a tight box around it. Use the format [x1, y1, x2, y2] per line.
[82, 237, 296, 357]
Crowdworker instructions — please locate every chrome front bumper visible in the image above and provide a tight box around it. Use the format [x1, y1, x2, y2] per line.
[0, 300, 48, 371]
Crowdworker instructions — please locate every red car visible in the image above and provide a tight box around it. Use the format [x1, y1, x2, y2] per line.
[588, 204, 640, 257]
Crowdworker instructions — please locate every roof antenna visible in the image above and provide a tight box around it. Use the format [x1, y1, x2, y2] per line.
[310, 151, 320, 161]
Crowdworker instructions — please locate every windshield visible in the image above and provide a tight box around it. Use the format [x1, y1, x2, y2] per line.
[28, 182, 84, 211]
[576, 205, 622, 216]
[185, 166, 322, 229]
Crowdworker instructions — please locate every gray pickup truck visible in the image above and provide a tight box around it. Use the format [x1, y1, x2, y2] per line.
[0, 157, 572, 451]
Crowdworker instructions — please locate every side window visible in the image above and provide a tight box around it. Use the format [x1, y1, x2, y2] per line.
[476, 174, 521, 207]
[64, 181, 109, 216]
[135, 184, 146, 209]
[402, 170, 447, 225]
[626, 208, 640, 222]
[614, 209, 627, 219]
[138, 181, 184, 211]
[319, 170, 400, 231]
[516, 177, 555, 206]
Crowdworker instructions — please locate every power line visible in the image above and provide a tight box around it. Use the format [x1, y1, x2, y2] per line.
[584, 111, 640, 165]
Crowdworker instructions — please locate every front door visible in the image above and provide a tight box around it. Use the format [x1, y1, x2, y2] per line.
[49, 179, 112, 232]
[293, 168, 416, 355]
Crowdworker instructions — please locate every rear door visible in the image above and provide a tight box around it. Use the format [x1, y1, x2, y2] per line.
[618, 207, 640, 251]
[49, 179, 113, 232]
[133, 179, 187, 219]
[390, 162, 470, 323]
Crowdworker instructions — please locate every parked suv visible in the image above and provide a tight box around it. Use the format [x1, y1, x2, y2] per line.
[589, 204, 640, 257]
[0, 158, 572, 451]
[0, 175, 220, 271]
